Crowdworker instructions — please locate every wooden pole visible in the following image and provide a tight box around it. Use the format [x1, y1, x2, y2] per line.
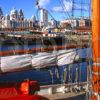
[92, 0, 100, 99]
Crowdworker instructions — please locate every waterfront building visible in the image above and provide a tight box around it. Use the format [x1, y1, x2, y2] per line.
[60, 19, 79, 28]
[60, 18, 91, 28]
[78, 18, 91, 27]
[48, 19, 58, 28]
[78, 18, 86, 27]
[0, 7, 36, 29]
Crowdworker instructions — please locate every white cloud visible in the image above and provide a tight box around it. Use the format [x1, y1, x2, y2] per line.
[63, 0, 73, 11]
[53, 0, 88, 13]
[74, 4, 88, 11]
[53, 0, 73, 12]
[39, 0, 50, 7]
[53, 7, 63, 12]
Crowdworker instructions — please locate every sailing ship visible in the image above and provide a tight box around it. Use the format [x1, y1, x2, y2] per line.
[0, 0, 90, 74]
[1, 0, 98, 99]
[0, 0, 100, 99]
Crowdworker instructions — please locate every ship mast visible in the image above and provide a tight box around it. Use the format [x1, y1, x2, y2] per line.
[92, 0, 100, 99]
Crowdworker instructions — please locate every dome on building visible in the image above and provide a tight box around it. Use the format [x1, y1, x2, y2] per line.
[10, 8, 18, 15]
[10, 8, 18, 20]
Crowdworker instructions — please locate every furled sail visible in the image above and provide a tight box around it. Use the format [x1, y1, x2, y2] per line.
[0, 48, 92, 73]
[57, 50, 79, 66]
[32, 52, 57, 68]
[0, 49, 81, 73]
[0, 54, 32, 73]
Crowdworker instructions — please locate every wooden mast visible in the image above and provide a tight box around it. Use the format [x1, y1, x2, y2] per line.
[92, 0, 100, 99]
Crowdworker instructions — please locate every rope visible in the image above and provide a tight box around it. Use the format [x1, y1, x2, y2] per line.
[63, 67, 67, 83]
[49, 69, 54, 84]
[75, 67, 78, 83]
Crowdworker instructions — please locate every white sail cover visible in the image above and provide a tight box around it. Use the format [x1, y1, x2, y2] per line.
[0, 54, 32, 72]
[32, 52, 57, 68]
[0, 49, 79, 73]
[57, 50, 79, 66]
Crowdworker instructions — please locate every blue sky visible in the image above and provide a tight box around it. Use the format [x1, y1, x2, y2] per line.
[0, 0, 91, 20]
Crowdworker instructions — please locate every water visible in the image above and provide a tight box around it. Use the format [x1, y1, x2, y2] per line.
[0, 44, 92, 85]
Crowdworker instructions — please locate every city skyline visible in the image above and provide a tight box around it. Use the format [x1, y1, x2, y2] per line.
[0, 0, 91, 21]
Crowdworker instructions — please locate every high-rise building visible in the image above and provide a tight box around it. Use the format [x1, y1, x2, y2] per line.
[0, 7, 3, 28]
[40, 9, 48, 26]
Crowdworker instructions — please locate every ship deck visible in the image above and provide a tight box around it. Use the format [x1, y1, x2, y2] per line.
[38, 82, 87, 100]
[44, 92, 85, 100]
